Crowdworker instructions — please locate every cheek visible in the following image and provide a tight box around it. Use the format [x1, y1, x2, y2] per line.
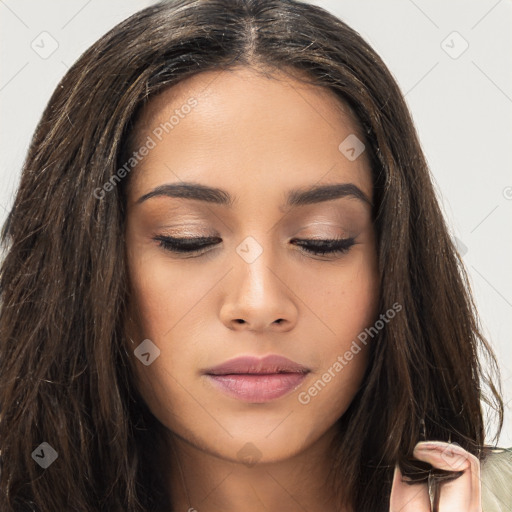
[295, 248, 380, 348]
[292, 250, 378, 405]
[126, 245, 211, 340]
[292, 264, 378, 428]
[125, 258, 195, 383]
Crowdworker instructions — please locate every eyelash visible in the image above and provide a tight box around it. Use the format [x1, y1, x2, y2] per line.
[153, 235, 356, 257]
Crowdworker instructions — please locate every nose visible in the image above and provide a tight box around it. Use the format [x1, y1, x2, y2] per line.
[219, 238, 298, 332]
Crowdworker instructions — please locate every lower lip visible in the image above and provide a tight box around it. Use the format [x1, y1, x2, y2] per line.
[206, 373, 308, 402]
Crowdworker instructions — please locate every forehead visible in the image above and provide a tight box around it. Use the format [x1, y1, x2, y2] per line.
[134, 65, 363, 142]
[126, 65, 372, 204]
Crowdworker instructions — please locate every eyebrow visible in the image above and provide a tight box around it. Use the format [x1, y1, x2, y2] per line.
[136, 181, 372, 209]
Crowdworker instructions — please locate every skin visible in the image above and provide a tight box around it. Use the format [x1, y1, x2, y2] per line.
[124, 66, 481, 511]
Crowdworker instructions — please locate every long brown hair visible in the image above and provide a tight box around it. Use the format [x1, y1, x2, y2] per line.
[0, 0, 503, 510]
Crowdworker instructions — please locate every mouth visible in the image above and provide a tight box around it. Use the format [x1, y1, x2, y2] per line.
[203, 354, 310, 403]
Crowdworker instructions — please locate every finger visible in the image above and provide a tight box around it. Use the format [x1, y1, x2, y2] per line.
[413, 441, 482, 512]
[389, 463, 431, 512]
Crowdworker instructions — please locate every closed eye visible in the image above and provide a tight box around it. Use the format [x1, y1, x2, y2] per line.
[153, 235, 356, 258]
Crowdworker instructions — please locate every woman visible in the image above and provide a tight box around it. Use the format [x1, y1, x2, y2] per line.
[0, 0, 510, 510]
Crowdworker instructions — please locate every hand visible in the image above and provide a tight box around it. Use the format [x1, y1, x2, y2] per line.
[389, 441, 482, 511]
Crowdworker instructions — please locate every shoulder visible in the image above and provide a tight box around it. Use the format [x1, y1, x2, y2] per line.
[480, 446, 512, 512]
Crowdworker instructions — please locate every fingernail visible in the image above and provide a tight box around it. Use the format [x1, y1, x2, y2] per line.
[414, 441, 450, 451]
[414, 441, 470, 469]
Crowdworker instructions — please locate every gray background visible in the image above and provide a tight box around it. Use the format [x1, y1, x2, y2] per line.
[1, 0, 511, 446]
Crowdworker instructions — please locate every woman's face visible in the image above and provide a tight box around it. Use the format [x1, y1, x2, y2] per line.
[124, 66, 379, 463]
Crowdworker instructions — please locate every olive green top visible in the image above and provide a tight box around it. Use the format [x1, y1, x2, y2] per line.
[481, 447, 512, 511]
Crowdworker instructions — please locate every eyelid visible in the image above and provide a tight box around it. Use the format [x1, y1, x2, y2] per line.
[152, 234, 356, 258]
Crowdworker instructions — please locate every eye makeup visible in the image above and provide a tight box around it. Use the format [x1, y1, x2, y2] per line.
[152, 234, 357, 259]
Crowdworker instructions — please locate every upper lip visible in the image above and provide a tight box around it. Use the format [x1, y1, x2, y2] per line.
[204, 355, 310, 375]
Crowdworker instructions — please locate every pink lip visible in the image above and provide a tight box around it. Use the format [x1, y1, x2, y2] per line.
[204, 355, 310, 403]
